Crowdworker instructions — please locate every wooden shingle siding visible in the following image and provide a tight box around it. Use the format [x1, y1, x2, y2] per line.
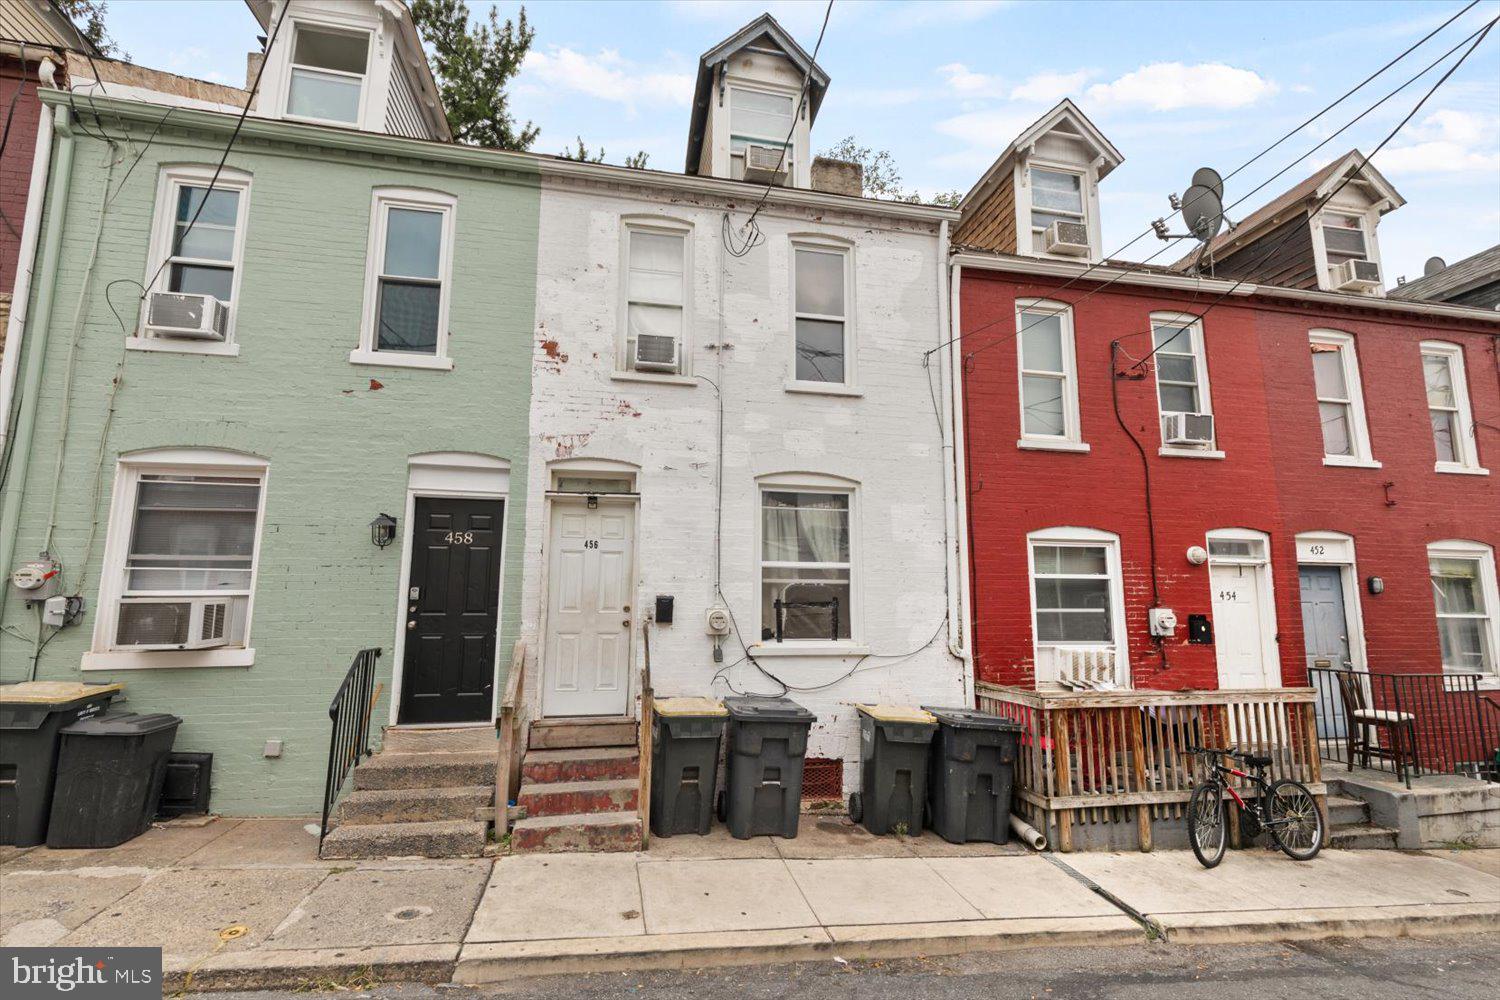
[956, 170, 1017, 254]
[1205, 213, 1317, 290]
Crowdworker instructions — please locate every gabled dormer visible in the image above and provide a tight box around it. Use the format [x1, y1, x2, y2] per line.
[246, 0, 449, 140]
[955, 100, 1122, 264]
[684, 13, 830, 189]
[1176, 151, 1404, 297]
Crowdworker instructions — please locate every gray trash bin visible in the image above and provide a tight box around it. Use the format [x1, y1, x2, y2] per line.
[47, 712, 182, 849]
[0, 682, 122, 846]
[719, 696, 815, 839]
[650, 697, 727, 837]
[924, 707, 1021, 845]
[848, 704, 937, 836]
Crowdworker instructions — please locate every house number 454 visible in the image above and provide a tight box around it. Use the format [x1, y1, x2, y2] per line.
[444, 531, 475, 545]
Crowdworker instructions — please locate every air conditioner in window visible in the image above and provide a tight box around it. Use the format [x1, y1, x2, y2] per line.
[632, 333, 680, 373]
[1162, 412, 1215, 446]
[1044, 220, 1090, 257]
[743, 143, 789, 182]
[115, 597, 232, 651]
[145, 291, 228, 341]
[1331, 258, 1381, 292]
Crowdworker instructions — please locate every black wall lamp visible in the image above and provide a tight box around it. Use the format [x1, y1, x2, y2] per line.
[370, 513, 398, 548]
[1367, 576, 1385, 595]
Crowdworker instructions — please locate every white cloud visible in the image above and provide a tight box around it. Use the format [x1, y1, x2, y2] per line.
[519, 46, 693, 108]
[937, 62, 1003, 97]
[1373, 109, 1500, 175]
[932, 108, 1043, 149]
[1085, 62, 1276, 111]
[1009, 70, 1095, 105]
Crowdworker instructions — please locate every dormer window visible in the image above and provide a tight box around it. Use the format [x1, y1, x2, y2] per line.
[729, 87, 796, 182]
[1322, 212, 1368, 265]
[1030, 167, 1087, 253]
[286, 23, 370, 125]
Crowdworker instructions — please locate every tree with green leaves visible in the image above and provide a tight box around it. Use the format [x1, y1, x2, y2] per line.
[819, 136, 962, 207]
[559, 138, 651, 169]
[56, 0, 126, 58]
[410, 0, 538, 150]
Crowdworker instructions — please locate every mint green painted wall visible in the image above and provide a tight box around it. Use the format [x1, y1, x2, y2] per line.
[0, 119, 540, 816]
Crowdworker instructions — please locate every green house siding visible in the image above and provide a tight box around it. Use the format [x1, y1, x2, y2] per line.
[0, 108, 540, 816]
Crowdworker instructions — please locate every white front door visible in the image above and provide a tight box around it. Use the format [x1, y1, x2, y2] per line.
[1210, 559, 1278, 689]
[542, 499, 634, 717]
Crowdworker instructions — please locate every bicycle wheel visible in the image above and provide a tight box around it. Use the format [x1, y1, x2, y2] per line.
[1267, 779, 1323, 861]
[1188, 781, 1227, 869]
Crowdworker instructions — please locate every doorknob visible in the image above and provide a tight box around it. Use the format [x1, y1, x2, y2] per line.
[623, 619, 631, 627]
[407, 621, 416, 630]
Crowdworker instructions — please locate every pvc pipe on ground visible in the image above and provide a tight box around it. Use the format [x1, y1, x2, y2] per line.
[1011, 814, 1047, 851]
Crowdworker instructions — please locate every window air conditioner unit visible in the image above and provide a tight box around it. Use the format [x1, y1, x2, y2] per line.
[1044, 220, 1090, 257]
[115, 597, 232, 651]
[632, 333, 680, 373]
[1162, 412, 1215, 446]
[145, 291, 228, 341]
[743, 143, 788, 182]
[1332, 258, 1381, 292]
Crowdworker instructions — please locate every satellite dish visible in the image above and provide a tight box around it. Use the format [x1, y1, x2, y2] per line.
[1181, 183, 1225, 241]
[1424, 256, 1447, 277]
[1191, 167, 1224, 201]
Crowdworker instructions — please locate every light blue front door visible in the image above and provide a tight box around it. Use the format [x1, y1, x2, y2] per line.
[1299, 565, 1351, 739]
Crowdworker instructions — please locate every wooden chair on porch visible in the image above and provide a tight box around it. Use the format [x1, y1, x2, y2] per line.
[1334, 669, 1420, 785]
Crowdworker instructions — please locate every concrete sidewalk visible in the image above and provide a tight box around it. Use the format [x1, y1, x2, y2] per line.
[2, 816, 1498, 992]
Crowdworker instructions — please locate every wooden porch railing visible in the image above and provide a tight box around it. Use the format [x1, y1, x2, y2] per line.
[977, 682, 1323, 853]
[492, 640, 527, 836]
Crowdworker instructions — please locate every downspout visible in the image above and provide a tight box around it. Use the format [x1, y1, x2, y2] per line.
[0, 99, 76, 625]
[935, 223, 974, 705]
[948, 260, 976, 706]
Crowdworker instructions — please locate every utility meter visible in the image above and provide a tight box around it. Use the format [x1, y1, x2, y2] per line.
[705, 607, 731, 636]
[11, 556, 61, 602]
[1148, 607, 1178, 638]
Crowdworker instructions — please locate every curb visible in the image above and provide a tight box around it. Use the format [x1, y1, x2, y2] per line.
[162, 943, 459, 993]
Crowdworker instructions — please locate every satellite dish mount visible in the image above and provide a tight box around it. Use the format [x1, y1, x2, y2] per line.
[1153, 166, 1235, 244]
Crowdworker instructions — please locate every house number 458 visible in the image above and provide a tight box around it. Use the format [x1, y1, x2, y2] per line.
[444, 531, 475, 545]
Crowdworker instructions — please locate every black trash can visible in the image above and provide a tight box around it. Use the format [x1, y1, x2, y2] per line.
[0, 682, 122, 846]
[47, 712, 181, 849]
[650, 697, 727, 837]
[849, 704, 937, 836]
[719, 696, 815, 840]
[924, 707, 1021, 845]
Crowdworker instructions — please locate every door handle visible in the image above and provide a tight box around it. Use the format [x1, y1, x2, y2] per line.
[623, 619, 631, 627]
[407, 621, 416, 630]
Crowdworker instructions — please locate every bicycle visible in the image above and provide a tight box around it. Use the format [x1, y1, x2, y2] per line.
[1185, 746, 1324, 869]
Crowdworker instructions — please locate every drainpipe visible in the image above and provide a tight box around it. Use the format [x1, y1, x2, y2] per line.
[0, 97, 76, 624]
[934, 222, 974, 704]
[949, 260, 976, 706]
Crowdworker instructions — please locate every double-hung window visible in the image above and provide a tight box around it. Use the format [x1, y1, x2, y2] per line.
[760, 489, 852, 643]
[1321, 211, 1369, 266]
[1427, 541, 1499, 678]
[1421, 342, 1484, 473]
[1016, 301, 1082, 449]
[1028, 527, 1128, 686]
[728, 86, 796, 182]
[622, 224, 687, 375]
[1151, 315, 1217, 454]
[1030, 167, 1086, 253]
[352, 189, 457, 370]
[285, 23, 370, 124]
[792, 244, 850, 386]
[1309, 330, 1376, 466]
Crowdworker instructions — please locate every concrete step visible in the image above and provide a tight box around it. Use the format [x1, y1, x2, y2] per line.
[380, 725, 493, 755]
[338, 785, 493, 825]
[1330, 824, 1399, 850]
[511, 811, 642, 854]
[1326, 794, 1371, 827]
[522, 746, 639, 784]
[517, 778, 638, 819]
[320, 819, 487, 859]
[353, 751, 496, 791]
[530, 718, 637, 750]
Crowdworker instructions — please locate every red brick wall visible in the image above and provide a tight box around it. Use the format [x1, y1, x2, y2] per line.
[1, 55, 45, 295]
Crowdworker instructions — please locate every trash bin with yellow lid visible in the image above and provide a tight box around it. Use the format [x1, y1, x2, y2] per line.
[0, 681, 123, 846]
[848, 704, 937, 836]
[650, 697, 728, 837]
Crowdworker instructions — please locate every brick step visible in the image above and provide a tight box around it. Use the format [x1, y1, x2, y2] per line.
[338, 785, 493, 825]
[529, 718, 637, 750]
[522, 746, 639, 784]
[1329, 824, 1399, 850]
[320, 819, 487, 859]
[1325, 794, 1371, 828]
[353, 751, 495, 791]
[380, 726, 493, 755]
[517, 778, 638, 819]
[511, 811, 642, 854]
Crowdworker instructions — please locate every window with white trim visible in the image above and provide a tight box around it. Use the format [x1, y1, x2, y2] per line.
[792, 244, 850, 385]
[1030, 167, 1086, 253]
[139, 166, 251, 350]
[1016, 301, 1082, 447]
[1151, 314, 1215, 449]
[1027, 527, 1128, 686]
[352, 189, 456, 369]
[760, 488, 852, 642]
[1309, 330, 1375, 465]
[622, 224, 687, 375]
[1421, 342, 1483, 473]
[1320, 211, 1369, 266]
[729, 86, 796, 183]
[1427, 540, 1498, 678]
[285, 23, 370, 124]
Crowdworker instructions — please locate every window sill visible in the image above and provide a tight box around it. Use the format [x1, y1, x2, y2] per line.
[784, 380, 863, 398]
[748, 642, 871, 659]
[1475, 676, 1500, 692]
[82, 647, 255, 671]
[1017, 438, 1090, 454]
[348, 349, 453, 371]
[611, 371, 696, 387]
[1322, 456, 1382, 469]
[126, 336, 240, 357]
[1159, 447, 1226, 460]
[1435, 463, 1489, 476]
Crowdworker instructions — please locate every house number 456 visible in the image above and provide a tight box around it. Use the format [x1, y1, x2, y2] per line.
[444, 531, 475, 545]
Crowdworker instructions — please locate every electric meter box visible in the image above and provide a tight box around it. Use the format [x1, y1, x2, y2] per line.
[11, 558, 61, 602]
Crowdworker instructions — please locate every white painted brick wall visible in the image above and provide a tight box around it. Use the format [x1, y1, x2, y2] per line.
[520, 176, 966, 790]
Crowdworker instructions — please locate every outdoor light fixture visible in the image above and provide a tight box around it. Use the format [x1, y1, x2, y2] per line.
[370, 513, 397, 548]
[1186, 545, 1209, 566]
[1367, 576, 1385, 595]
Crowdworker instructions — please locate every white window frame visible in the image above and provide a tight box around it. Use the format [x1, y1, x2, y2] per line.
[726, 83, 800, 184]
[131, 164, 252, 358]
[1027, 164, 1088, 252]
[615, 216, 693, 383]
[1427, 539, 1500, 683]
[350, 187, 457, 371]
[1311, 204, 1385, 295]
[751, 472, 866, 657]
[788, 236, 857, 394]
[1309, 329, 1378, 467]
[1026, 526, 1129, 687]
[85, 448, 269, 671]
[281, 19, 373, 128]
[1420, 341, 1487, 475]
[1015, 299, 1086, 452]
[1150, 312, 1222, 458]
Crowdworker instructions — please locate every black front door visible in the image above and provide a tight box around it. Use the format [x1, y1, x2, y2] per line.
[398, 497, 504, 724]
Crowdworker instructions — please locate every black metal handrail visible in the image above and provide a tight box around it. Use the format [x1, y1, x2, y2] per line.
[319, 647, 381, 853]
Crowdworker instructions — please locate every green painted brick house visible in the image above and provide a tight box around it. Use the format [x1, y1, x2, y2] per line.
[0, 87, 541, 816]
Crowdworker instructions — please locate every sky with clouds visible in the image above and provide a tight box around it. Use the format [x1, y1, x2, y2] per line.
[104, 0, 1500, 282]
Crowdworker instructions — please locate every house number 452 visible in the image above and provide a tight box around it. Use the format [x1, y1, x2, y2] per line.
[444, 531, 475, 545]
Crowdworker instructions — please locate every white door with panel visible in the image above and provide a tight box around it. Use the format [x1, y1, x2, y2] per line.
[542, 500, 634, 717]
[1209, 536, 1280, 690]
